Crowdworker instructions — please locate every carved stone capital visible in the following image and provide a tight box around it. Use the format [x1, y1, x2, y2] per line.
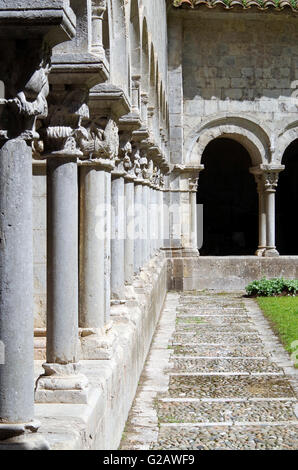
[189, 176, 199, 192]
[263, 171, 280, 192]
[39, 86, 90, 159]
[78, 115, 119, 164]
[0, 41, 51, 142]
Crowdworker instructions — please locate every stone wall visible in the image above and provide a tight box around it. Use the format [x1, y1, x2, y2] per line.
[168, 255, 298, 291]
[168, 9, 298, 166]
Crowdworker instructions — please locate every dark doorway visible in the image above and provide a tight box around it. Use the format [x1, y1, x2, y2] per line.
[276, 139, 298, 255]
[197, 138, 258, 256]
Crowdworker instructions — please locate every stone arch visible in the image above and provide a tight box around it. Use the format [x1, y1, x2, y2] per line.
[276, 123, 298, 163]
[276, 137, 298, 254]
[187, 117, 270, 167]
[198, 137, 259, 256]
[129, 0, 141, 76]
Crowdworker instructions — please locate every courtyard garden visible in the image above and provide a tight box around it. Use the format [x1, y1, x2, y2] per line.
[246, 278, 298, 366]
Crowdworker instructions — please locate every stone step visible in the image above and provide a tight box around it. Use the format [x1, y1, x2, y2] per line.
[177, 308, 247, 315]
[175, 324, 258, 333]
[153, 424, 298, 450]
[155, 399, 298, 424]
[172, 344, 268, 357]
[165, 375, 295, 399]
[172, 332, 262, 344]
[168, 358, 281, 374]
[176, 315, 250, 324]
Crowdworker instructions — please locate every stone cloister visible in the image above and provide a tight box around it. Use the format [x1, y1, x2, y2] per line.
[0, 0, 298, 450]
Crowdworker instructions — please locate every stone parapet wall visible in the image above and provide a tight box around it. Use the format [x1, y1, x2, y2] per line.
[168, 256, 298, 291]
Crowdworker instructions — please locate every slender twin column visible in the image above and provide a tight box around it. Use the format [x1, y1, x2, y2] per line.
[254, 174, 267, 256]
[189, 177, 199, 251]
[263, 171, 281, 257]
[252, 167, 283, 257]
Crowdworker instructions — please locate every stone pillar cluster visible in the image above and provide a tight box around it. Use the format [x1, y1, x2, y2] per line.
[0, 0, 170, 449]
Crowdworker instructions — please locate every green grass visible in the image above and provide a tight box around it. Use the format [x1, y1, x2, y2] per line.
[257, 296, 298, 365]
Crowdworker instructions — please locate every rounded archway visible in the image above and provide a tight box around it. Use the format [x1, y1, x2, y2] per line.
[197, 138, 258, 256]
[276, 139, 298, 255]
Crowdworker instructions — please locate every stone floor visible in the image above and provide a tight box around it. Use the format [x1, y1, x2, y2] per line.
[120, 291, 298, 450]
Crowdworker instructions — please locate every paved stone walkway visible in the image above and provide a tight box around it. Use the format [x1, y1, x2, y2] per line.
[120, 291, 298, 450]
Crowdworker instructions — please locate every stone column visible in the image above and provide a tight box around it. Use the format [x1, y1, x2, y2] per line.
[189, 176, 199, 251]
[111, 166, 126, 299]
[131, 76, 141, 115]
[152, 186, 158, 253]
[0, 139, 43, 446]
[134, 180, 143, 273]
[159, 185, 164, 249]
[35, 87, 89, 404]
[104, 171, 112, 318]
[80, 164, 105, 331]
[142, 183, 149, 266]
[0, 1, 75, 448]
[254, 174, 267, 257]
[124, 150, 135, 284]
[78, 116, 119, 358]
[140, 152, 150, 265]
[140, 93, 149, 129]
[91, 0, 107, 59]
[79, 159, 116, 358]
[263, 171, 280, 257]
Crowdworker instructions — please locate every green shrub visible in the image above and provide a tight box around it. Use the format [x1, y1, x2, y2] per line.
[245, 277, 298, 297]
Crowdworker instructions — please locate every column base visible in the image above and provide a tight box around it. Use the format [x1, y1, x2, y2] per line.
[0, 420, 49, 450]
[263, 248, 280, 257]
[35, 363, 89, 404]
[80, 325, 118, 360]
[255, 247, 266, 257]
[0, 434, 50, 450]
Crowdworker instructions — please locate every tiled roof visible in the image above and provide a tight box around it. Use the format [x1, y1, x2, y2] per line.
[173, 0, 298, 11]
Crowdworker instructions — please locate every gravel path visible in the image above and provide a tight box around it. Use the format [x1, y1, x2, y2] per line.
[120, 291, 298, 450]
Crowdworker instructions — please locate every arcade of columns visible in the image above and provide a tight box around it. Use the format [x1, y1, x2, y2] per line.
[0, 1, 177, 448]
[0, 0, 289, 450]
